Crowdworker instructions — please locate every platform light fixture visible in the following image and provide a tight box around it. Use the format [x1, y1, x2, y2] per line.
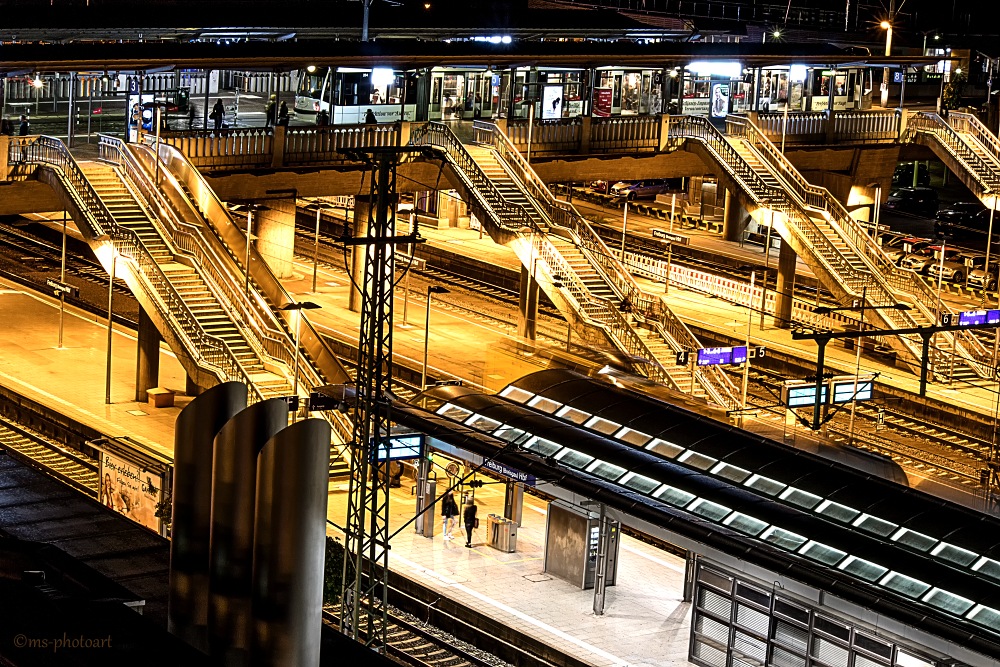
[278, 300, 322, 420]
[306, 65, 316, 73]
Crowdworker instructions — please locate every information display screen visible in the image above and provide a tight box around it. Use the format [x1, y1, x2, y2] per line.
[786, 385, 827, 408]
[959, 309, 1000, 326]
[376, 434, 423, 461]
[831, 380, 873, 403]
[697, 346, 748, 366]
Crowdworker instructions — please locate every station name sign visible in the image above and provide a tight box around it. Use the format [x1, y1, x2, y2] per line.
[651, 228, 690, 245]
[697, 346, 748, 366]
[483, 459, 536, 487]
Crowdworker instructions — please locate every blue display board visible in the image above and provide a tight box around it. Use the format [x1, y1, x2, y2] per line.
[697, 346, 748, 366]
[958, 309, 1000, 327]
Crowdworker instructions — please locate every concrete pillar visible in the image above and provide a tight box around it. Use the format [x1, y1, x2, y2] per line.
[349, 195, 373, 313]
[517, 264, 539, 340]
[580, 115, 592, 153]
[251, 418, 330, 667]
[208, 398, 288, 666]
[774, 240, 797, 329]
[255, 197, 296, 280]
[169, 382, 248, 654]
[723, 189, 743, 242]
[186, 374, 206, 397]
[135, 305, 161, 403]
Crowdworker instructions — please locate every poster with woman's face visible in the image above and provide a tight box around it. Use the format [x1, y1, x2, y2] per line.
[711, 84, 730, 118]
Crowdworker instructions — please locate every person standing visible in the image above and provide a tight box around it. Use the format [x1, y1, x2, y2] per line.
[210, 99, 225, 131]
[18, 115, 30, 136]
[364, 108, 377, 125]
[277, 101, 290, 126]
[462, 498, 478, 548]
[265, 94, 277, 127]
[441, 490, 459, 539]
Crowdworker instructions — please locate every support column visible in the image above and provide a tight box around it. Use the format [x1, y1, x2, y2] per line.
[135, 305, 161, 402]
[504, 481, 523, 527]
[774, 240, 797, 329]
[349, 195, 374, 313]
[723, 189, 743, 242]
[517, 264, 539, 340]
[255, 197, 296, 279]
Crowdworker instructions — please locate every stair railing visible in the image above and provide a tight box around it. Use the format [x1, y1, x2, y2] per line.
[14, 135, 263, 400]
[949, 112, 1000, 172]
[906, 113, 998, 197]
[724, 115, 992, 375]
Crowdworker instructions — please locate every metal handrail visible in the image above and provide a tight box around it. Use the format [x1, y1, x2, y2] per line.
[462, 121, 741, 408]
[947, 112, 1000, 180]
[10, 135, 263, 401]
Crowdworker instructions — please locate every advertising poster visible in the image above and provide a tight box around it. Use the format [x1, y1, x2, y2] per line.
[100, 451, 163, 532]
[711, 83, 730, 118]
[682, 98, 710, 116]
[542, 85, 563, 119]
[566, 100, 583, 117]
[593, 88, 613, 117]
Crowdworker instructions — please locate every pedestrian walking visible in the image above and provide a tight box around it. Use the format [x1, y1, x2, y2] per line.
[265, 94, 277, 127]
[210, 99, 225, 131]
[441, 490, 459, 539]
[278, 101, 290, 126]
[463, 498, 478, 547]
[18, 115, 30, 136]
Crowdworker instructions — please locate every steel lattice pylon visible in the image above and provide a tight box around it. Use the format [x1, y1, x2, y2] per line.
[340, 147, 423, 650]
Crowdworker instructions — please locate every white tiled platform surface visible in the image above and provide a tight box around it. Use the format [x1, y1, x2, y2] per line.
[329, 479, 697, 667]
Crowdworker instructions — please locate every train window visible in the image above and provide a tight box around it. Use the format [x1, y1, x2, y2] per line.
[879, 572, 931, 598]
[678, 450, 718, 470]
[498, 385, 533, 403]
[584, 415, 621, 435]
[779, 487, 822, 510]
[554, 447, 595, 469]
[522, 436, 561, 456]
[437, 403, 473, 421]
[745, 474, 786, 496]
[645, 438, 684, 459]
[852, 513, 898, 537]
[614, 427, 651, 447]
[722, 512, 768, 536]
[814, 500, 859, 523]
[929, 541, 978, 567]
[760, 526, 808, 552]
[838, 555, 888, 582]
[688, 499, 732, 522]
[586, 460, 627, 481]
[965, 604, 1000, 631]
[527, 395, 562, 413]
[619, 472, 659, 494]
[890, 528, 937, 552]
[971, 556, 1000, 582]
[711, 462, 751, 483]
[652, 484, 696, 508]
[799, 540, 848, 566]
[555, 405, 590, 424]
[921, 588, 975, 615]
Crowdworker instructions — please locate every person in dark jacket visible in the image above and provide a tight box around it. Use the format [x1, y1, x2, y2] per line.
[210, 99, 225, 131]
[462, 498, 478, 547]
[18, 115, 30, 136]
[265, 94, 277, 127]
[277, 101, 290, 126]
[365, 108, 378, 124]
[441, 491, 459, 540]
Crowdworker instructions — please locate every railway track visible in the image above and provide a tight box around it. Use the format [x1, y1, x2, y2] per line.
[0, 417, 99, 496]
[322, 607, 506, 667]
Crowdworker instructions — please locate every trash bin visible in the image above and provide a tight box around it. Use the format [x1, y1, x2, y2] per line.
[486, 514, 517, 553]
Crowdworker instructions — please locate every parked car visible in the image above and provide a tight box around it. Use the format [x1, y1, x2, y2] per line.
[885, 187, 939, 217]
[882, 236, 932, 265]
[590, 180, 610, 194]
[610, 179, 672, 200]
[935, 202, 994, 238]
[927, 252, 985, 283]
[900, 245, 960, 274]
[892, 162, 930, 187]
[969, 264, 999, 291]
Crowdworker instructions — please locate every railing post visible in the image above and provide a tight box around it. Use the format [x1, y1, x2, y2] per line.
[895, 108, 906, 141]
[824, 110, 836, 143]
[658, 115, 671, 152]
[580, 116, 592, 154]
[398, 121, 412, 146]
[271, 125, 286, 168]
[0, 136, 8, 181]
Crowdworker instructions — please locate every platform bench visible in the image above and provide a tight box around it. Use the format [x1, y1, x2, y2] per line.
[147, 387, 176, 408]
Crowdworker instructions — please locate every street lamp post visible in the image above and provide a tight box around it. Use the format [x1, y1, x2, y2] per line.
[421, 285, 450, 390]
[984, 196, 998, 308]
[95, 235, 118, 405]
[278, 300, 322, 421]
[880, 20, 893, 109]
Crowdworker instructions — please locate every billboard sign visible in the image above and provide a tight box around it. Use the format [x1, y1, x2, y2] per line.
[593, 88, 613, 117]
[99, 451, 164, 533]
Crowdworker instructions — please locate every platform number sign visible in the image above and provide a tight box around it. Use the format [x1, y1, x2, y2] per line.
[941, 312, 953, 326]
[675, 350, 690, 366]
[876, 408, 885, 430]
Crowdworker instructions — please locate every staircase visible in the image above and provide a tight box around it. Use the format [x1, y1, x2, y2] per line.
[671, 114, 990, 382]
[906, 112, 1000, 205]
[413, 123, 740, 409]
[81, 162, 296, 399]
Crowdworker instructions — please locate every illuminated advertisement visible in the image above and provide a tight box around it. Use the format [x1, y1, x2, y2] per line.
[542, 85, 563, 119]
[100, 451, 164, 532]
[593, 88, 613, 117]
[711, 83, 730, 118]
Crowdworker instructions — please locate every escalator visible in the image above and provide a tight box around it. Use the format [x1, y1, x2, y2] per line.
[413, 124, 739, 409]
[11, 134, 353, 474]
[671, 115, 991, 382]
